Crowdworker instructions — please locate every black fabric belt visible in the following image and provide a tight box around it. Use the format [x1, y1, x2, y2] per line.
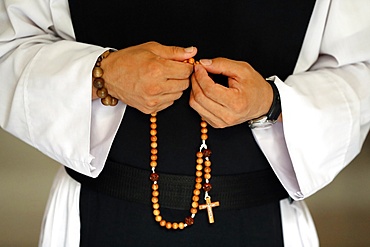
[66, 161, 288, 210]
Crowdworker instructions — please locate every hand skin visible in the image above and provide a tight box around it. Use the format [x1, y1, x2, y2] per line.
[93, 42, 197, 114]
[189, 58, 275, 128]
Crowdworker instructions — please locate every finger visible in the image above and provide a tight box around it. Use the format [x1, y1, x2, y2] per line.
[147, 42, 198, 61]
[162, 59, 195, 79]
[163, 78, 190, 93]
[193, 64, 236, 106]
[135, 90, 185, 114]
[190, 72, 226, 122]
[189, 87, 226, 128]
[199, 58, 252, 80]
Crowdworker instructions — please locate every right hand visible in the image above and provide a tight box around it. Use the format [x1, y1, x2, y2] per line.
[99, 41, 197, 114]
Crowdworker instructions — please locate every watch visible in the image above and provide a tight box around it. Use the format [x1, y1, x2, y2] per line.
[248, 78, 282, 129]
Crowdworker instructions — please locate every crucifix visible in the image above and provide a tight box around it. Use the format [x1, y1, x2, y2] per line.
[199, 196, 220, 223]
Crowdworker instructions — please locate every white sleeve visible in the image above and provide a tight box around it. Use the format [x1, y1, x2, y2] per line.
[0, 0, 126, 177]
[253, 0, 370, 200]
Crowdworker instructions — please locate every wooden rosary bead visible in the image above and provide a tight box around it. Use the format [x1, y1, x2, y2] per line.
[152, 183, 159, 190]
[152, 190, 159, 197]
[204, 167, 211, 173]
[150, 161, 157, 168]
[166, 222, 172, 229]
[110, 97, 119, 106]
[101, 95, 113, 106]
[151, 154, 158, 161]
[155, 215, 162, 222]
[204, 160, 211, 166]
[178, 222, 185, 229]
[172, 223, 179, 229]
[92, 67, 103, 78]
[93, 77, 104, 89]
[97, 88, 108, 98]
[101, 50, 110, 58]
[195, 183, 202, 190]
[153, 209, 160, 216]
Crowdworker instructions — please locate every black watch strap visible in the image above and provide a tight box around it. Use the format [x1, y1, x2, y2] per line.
[266, 79, 281, 122]
[248, 78, 282, 129]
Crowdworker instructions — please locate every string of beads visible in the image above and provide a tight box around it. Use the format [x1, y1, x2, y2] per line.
[148, 57, 218, 230]
[149, 113, 215, 229]
[92, 50, 119, 106]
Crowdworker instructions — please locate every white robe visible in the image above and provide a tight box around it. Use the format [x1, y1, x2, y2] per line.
[1, 0, 370, 246]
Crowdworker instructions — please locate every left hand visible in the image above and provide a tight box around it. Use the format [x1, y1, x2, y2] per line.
[189, 58, 273, 128]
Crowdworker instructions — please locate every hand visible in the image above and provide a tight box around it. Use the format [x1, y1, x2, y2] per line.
[189, 58, 273, 128]
[100, 42, 197, 113]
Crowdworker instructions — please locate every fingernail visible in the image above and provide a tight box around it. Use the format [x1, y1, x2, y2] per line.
[185, 46, 195, 53]
[200, 59, 212, 65]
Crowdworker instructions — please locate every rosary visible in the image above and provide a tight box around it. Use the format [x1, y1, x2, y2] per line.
[93, 52, 220, 229]
[149, 58, 220, 230]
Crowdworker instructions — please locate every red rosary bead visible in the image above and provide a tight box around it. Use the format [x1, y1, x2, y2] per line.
[203, 183, 212, 192]
[150, 173, 159, 182]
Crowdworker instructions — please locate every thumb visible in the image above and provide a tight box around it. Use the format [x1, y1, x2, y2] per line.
[150, 43, 198, 61]
[199, 58, 247, 79]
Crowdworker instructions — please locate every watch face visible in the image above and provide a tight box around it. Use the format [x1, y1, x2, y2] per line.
[248, 116, 275, 129]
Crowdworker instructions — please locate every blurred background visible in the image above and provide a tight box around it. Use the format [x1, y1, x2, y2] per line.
[0, 128, 369, 247]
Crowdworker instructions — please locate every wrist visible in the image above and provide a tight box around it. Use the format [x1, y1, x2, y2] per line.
[248, 78, 281, 129]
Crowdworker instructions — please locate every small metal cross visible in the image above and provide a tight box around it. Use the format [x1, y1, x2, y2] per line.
[199, 196, 220, 223]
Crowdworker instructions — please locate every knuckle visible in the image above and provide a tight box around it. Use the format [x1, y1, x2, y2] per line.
[179, 80, 190, 91]
[240, 61, 254, 73]
[141, 108, 152, 115]
[145, 41, 159, 48]
[202, 86, 212, 96]
[146, 61, 163, 78]
[221, 114, 236, 126]
[145, 99, 159, 108]
[173, 92, 183, 101]
[193, 91, 204, 103]
[189, 97, 196, 108]
[145, 85, 162, 96]
[170, 45, 180, 56]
